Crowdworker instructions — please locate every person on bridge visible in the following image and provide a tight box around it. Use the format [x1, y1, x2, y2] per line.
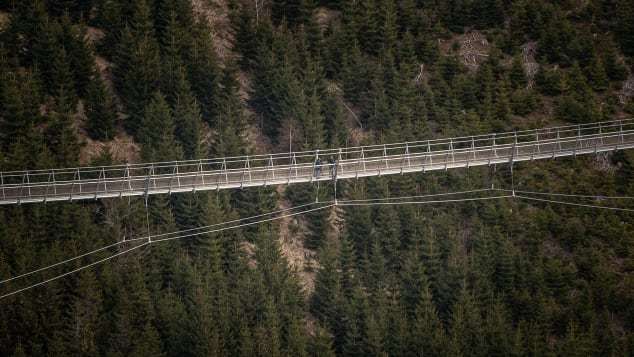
[328, 156, 336, 177]
[315, 158, 322, 178]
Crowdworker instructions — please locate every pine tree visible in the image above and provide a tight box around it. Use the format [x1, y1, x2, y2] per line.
[358, 0, 381, 55]
[171, 68, 202, 159]
[302, 88, 326, 149]
[473, 0, 504, 29]
[421, 229, 443, 304]
[312, 240, 342, 330]
[509, 55, 527, 90]
[587, 55, 609, 92]
[398, 0, 418, 32]
[85, 76, 117, 141]
[52, 47, 77, 107]
[616, 0, 634, 56]
[0, 71, 41, 150]
[211, 62, 247, 157]
[171, 192, 209, 255]
[339, 233, 358, 301]
[46, 103, 80, 166]
[255, 295, 282, 357]
[372, 204, 401, 273]
[341, 289, 365, 356]
[309, 325, 336, 357]
[602, 38, 628, 81]
[449, 285, 485, 356]
[285, 316, 309, 357]
[138, 91, 181, 161]
[323, 94, 348, 147]
[62, 270, 102, 356]
[113, 0, 161, 136]
[130, 323, 165, 357]
[495, 77, 512, 124]
[483, 300, 514, 356]
[494, 237, 515, 294]
[380, 0, 398, 51]
[411, 282, 446, 356]
[59, 15, 95, 96]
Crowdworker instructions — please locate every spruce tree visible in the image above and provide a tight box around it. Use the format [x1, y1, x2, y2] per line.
[138, 91, 181, 161]
[323, 94, 348, 148]
[62, 270, 102, 356]
[587, 55, 609, 92]
[46, 101, 80, 166]
[309, 325, 337, 357]
[411, 282, 446, 356]
[494, 77, 512, 124]
[616, 0, 634, 56]
[312, 240, 342, 330]
[51, 47, 77, 108]
[0, 71, 41, 150]
[171, 68, 202, 160]
[59, 15, 95, 96]
[509, 55, 527, 90]
[113, 0, 161, 136]
[85, 76, 117, 141]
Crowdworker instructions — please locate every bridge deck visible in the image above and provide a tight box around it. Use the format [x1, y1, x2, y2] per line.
[1, 120, 633, 205]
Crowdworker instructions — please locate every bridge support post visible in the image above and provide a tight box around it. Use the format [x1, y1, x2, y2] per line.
[383, 144, 389, 171]
[44, 171, 52, 203]
[312, 150, 319, 183]
[511, 135, 516, 197]
[1, 171, 5, 202]
[620, 120, 625, 147]
[198, 159, 205, 188]
[599, 123, 604, 146]
[125, 164, 132, 194]
[574, 125, 581, 157]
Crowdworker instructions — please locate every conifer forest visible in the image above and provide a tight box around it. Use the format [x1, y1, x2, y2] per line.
[2, 0, 634, 356]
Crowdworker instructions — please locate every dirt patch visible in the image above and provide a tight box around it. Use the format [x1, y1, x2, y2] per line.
[85, 26, 105, 45]
[192, 0, 234, 62]
[314, 7, 339, 31]
[241, 240, 257, 269]
[439, 31, 490, 70]
[245, 122, 273, 155]
[236, 70, 252, 101]
[522, 41, 539, 89]
[80, 132, 141, 165]
[0, 11, 10, 31]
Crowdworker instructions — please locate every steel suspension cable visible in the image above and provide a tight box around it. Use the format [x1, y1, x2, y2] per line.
[0, 200, 329, 286]
[498, 189, 634, 200]
[339, 188, 494, 203]
[0, 242, 150, 300]
[0, 202, 335, 299]
[337, 194, 513, 207]
[0, 240, 132, 285]
[515, 195, 634, 212]
[4, 187, 634, 299]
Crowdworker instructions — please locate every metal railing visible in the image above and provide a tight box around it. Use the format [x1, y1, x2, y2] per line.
[1, 119, 633, 205]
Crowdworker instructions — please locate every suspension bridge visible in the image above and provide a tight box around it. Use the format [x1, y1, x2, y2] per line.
[1, 119, 634, 205]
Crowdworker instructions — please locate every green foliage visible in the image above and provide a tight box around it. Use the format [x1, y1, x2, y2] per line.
[85, 76, 117, 141]
[138, 91, 181, 161]
[2, 1, 634, 356]
[616, 0, 634, 56]
[113, 0, 161, 136]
